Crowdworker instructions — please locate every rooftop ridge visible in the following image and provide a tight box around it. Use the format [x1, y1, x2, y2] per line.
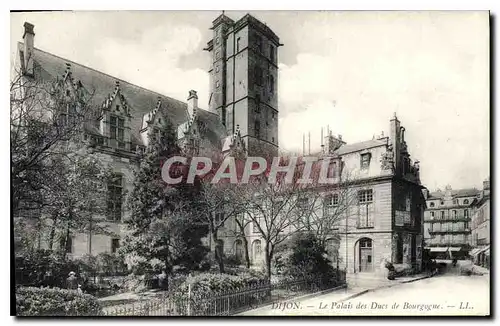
[19, 41, 188, 108]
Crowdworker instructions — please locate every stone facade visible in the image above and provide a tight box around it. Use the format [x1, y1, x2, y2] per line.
[471, 179, 490, 247]
[15, 13, 278, 259]
[423, 186, 479, 253]
[16, 14, 426, 273]
[206, 14, 280, 158]
[216, 115, 426, 274]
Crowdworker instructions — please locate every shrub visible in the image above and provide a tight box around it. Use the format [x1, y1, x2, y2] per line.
[171, 272, 269, 315]
[16, 286, 102, 316]
[95, 253, 128, 276]
[15, 250, 82, 288]
[278, 232, 339, 286]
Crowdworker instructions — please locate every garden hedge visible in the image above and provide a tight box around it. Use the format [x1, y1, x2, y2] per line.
[16, 286, 102, 316]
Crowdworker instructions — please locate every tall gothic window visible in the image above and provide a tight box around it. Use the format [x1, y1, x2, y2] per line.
[255, 67, 263, 86]
[110, 115, 125, 148]
[236, 37, 241, 53]
[107, 173, 123, 222]
[269, 74, 274, 94]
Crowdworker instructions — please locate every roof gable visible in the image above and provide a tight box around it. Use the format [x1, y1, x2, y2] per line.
[20, 43, 189, 147]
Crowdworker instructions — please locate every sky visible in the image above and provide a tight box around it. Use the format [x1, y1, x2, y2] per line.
[10, 11, 490, 190]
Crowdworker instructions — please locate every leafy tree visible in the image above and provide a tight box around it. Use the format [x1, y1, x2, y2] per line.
[121, 121, 208, 277]
[279, 232, 337, 282]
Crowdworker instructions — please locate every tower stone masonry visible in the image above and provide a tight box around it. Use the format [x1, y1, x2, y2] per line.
[205, 13, 281, 157]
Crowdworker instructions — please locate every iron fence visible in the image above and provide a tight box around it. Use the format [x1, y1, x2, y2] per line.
[102, 271, 346, 317]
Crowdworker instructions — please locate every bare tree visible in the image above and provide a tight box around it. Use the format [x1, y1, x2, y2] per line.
[11, 67, 101, 254]
[224, 212, 253, 268]
[293, 172, 359, 246]
[11, 67, 96, 216]
[230, 155, 316, 279]
[198, 181, 241, 273]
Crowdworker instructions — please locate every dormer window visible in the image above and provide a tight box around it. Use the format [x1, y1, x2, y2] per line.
[430, 202, 435, 208]
[463, 199, 469, 205]
[360, 153, 371, 169]
[66, 89, 71, 97]
[116, 105, 120, 112]
[110, 115, 125, 148]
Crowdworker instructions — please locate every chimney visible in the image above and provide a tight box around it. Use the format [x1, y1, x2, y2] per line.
[187, 90, 198, 118]
[390, 113, 401, 175]
[483, 178, 490, 190]
[324, 132, 345, 154]
[23, 22, 35, 76]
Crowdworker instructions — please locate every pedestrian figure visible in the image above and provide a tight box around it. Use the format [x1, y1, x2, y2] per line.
[43, 270, 53, 288]
[384, 259, 396, 280]
[67, 271, 78, 290]
[158, 270, 168, 290]
[80, 271, 89, 292]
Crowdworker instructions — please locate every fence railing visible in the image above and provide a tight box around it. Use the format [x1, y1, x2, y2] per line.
[103, 271, 346, 317]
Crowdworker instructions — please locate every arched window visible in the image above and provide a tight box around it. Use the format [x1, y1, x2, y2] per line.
[430, 202, 435, 208]
[234, 239, 243, 259]
[252, 240, 262, 262]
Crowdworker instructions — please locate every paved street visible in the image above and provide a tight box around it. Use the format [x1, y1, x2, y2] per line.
[239, 274, 490, 316]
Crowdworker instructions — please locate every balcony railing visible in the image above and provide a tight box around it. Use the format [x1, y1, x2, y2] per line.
[428, 229, 470, 234]
[424, 217, 471, 223]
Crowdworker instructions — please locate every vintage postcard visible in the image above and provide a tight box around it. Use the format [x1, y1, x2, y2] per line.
[10, 10, 490, 317]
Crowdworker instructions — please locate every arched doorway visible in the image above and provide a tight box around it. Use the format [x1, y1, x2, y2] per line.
[357, 238, 373, 272]
[234, 239, 243, 260]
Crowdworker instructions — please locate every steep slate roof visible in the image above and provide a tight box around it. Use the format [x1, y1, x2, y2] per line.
[195, 109, 228, 150]
[335, 138, 388, 155]
[18, 43, 211, 148]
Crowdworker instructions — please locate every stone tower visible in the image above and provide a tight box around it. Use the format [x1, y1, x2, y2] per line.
[205, 13, 281, 157]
